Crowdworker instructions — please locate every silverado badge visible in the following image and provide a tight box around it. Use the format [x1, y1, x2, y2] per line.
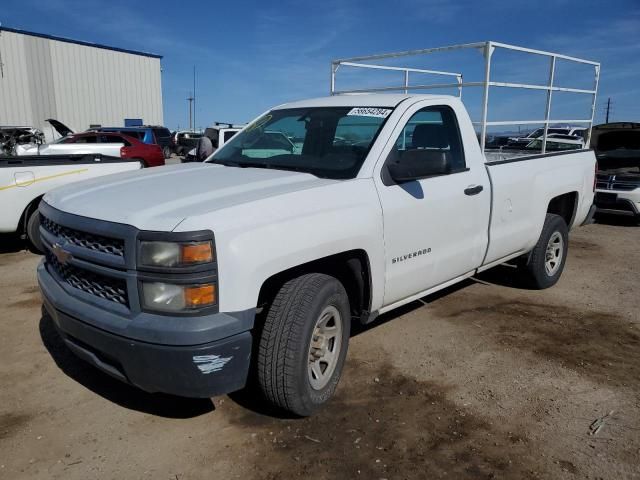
[52, 243, 72, 265]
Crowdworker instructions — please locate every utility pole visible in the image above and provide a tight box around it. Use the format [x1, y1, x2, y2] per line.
[193, 66, 196, 132]
[605, 97, 611, 124]
[187, 93, 194, 130]
[186, 67, 198, 131]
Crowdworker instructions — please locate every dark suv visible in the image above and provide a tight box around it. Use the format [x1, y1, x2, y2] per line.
[89, 126, 174, 158]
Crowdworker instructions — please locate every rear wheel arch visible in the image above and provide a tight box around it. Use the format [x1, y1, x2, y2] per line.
[20, 195, 44, 234]
[256, 249, 373, 323]
[546, 191, 578, 228]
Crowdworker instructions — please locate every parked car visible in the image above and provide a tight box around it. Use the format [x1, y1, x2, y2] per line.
[183, 123, 242, 162]
[524, 135, 585, 151]
[592, 122, 640, 221]
[0, 126, 45, 155]
[484, 134, 511, 149]
[508, 127, 586, 147]
[1, 154, 142, 251]
[38, 92, 596, 416]
[58, 132, 165, 167]
[16, 132, 125, 158]
[15, 132, 165, 167]
[174, 131, 203, 155]
[90, 126, 174, 159]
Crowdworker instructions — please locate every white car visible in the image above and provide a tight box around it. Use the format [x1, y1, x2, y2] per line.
[1, 154, 141, 251]
[592, 122, 640, 221]
[15, 140, 124, 157]
[14, 119, 125, 158]
[509, 127, 586, 147]
[525, 134, 585, 151]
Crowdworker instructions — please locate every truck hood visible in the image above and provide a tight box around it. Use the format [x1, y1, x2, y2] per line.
[44, 163, 338, 231]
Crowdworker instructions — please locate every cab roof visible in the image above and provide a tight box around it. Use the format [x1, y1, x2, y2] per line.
[274, 93, 450, 110]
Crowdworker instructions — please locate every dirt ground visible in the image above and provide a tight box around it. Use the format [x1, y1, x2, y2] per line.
[0, 217, 638, 479]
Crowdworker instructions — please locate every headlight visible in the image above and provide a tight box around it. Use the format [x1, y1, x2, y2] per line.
[142, 281, 216, 312]
[139, 240, 213, 267]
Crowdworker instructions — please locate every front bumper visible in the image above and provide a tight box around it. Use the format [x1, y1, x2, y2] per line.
[594, 191, 640, 217]
[39, 262, 252, 398]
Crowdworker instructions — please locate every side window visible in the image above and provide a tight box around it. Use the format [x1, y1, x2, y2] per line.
[74, 135, 98, 144]
[104, 135, 130, 147]
[223, 130, 237, 143]
[391, 106, 465, 171]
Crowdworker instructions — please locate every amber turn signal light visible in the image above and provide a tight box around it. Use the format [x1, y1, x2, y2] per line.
[181, 242, 214, 264]
[184, 284, 216, 308]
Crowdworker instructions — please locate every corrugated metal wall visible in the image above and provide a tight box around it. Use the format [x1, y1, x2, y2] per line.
[0, 29, 163, 139]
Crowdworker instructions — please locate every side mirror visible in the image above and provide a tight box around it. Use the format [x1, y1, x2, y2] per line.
[387, 150, 451, 183]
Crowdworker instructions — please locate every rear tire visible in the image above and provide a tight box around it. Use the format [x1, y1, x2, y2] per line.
[519, 213, 568, 289]
[257, 273, 350, 417]
[132, 158, 148, 168]
[26, 209, 44, 254]
[162, 146, 172, 159]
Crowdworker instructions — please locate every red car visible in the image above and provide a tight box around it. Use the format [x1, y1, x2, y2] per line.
[58, 132, 165, 167]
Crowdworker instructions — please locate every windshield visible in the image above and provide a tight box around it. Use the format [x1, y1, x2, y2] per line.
[208, 107, 392, 179]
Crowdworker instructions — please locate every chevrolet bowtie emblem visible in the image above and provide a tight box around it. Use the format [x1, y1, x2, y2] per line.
[52, 243, 72, 265]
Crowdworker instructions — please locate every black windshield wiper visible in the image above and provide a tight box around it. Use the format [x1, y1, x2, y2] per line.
[234, 162, 318, 176]
[206, 159, 242, 167]
[207, 159, 322, 177]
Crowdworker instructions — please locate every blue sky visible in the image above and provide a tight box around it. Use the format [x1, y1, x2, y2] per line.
[2, 0, 639, 130]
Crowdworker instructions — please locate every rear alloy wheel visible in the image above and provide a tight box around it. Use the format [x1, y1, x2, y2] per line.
[544, 231, 564, 277]
[520, 213, 569, 289]
[257, 273, 350, 416]
[162, 146, 172, 159]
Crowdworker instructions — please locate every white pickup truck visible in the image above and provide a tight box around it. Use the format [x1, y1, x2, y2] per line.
[37, 42, 598, 416]
[1, 155, 141, 250]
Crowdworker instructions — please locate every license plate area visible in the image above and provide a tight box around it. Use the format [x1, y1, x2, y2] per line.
[595, 192, 618, 205]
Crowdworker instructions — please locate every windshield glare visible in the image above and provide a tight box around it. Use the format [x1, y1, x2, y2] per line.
[208, 107, 392, 179]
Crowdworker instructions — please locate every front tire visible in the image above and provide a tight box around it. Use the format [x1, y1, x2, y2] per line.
[257, 273, 351, 416]
[26, 209, 44, 253]
[520, 213, 568, 289]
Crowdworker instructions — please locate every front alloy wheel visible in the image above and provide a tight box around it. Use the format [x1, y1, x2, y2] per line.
[308, 305, 343, 390]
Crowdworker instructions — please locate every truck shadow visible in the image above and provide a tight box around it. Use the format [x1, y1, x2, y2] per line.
[39, 312, 215, 418]
[230, 280, 477, 417]
[37, 269, 524, 420]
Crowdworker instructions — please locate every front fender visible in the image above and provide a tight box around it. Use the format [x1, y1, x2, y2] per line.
[175, 179, 385, 313]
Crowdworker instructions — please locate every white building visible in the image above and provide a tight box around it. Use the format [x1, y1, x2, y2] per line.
[0, 26, 163, 139]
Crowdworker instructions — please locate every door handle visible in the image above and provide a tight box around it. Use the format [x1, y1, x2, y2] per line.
[464, 185, 484, 196]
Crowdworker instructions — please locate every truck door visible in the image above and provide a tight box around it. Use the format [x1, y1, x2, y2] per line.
[374, 102, 490, 306]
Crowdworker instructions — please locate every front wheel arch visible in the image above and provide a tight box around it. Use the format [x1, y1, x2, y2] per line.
[256, 249, 373, 323]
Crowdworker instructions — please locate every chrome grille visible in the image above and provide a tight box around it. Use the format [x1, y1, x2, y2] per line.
[46, 251, 128, 306]
[596, 173, 640, 192]
[41, 216, 124, 257]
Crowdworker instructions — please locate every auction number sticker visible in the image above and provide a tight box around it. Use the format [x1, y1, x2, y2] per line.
[347, 107, 392, 118]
